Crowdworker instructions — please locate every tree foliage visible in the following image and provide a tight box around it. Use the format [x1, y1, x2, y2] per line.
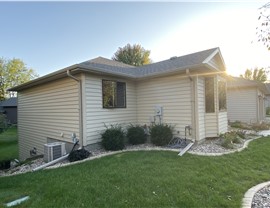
[0, 58, 38, 100]
[112, 43, 152, 66]
[257, 3, 270, 50]
[240, 67, 268, 82]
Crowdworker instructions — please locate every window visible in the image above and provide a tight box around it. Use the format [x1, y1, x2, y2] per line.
[205, 77, 215, 113]
[102, 80, 126, 108]
[218, 80, 227, 111]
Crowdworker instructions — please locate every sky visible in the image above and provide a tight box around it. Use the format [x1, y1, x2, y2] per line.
[1, 1, 270, 77]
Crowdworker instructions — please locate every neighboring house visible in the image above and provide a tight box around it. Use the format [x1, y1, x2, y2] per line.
[0, 97, 17, 124]
[9, 48, 228, 160]
[227, 77, 270, 123]
[264, 83, 270, 108]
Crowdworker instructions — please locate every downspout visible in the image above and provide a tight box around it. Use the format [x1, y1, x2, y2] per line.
[67, 70, 84, 147]
[186, 69, 197, 142]
[194, 75, 199, 142]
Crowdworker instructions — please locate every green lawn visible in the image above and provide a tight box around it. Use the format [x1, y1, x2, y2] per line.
[0, 126, 18, 161]
[1, 137, 270, 207]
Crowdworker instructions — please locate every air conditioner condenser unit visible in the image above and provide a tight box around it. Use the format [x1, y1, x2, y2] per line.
[44, 142, 66, 162]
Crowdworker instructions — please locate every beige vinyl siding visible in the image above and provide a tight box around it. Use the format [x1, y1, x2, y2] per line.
[257, 89, 266, 121]
[136, 75, 193, 138]
[84, 74, 137, 145]
[18, 77, 80, 160]
[197, 77, 206, 140]
[218, 112, 228, 133]
[227, 87, 257, 123]
[205, 114, 217, 137]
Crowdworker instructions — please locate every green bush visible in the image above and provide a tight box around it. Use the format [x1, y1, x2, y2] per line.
[221, 138, 234, 149]
[236, 130, 246, 140]
[251, 122, 270, 131]
[220, 131, 242, 149]
[127, 125, 147, 145]
[150, 123, 173, 146]
[230, 121, 244, 129]
[101, 125, 125, 151]
[266, 107, 270, 115]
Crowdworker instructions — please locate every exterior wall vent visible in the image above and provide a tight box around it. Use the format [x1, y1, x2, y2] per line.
[44, 142, 66, 162]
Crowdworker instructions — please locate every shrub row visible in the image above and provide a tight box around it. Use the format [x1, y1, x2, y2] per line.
[101, 123, 174, 151]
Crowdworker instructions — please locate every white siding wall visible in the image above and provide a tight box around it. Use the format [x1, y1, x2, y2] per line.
[218, 112, 228, 133]
[136, 75, 193, 138]
[227, 87, 257, 123]
[84, 74, 137, 145]
[205, 114, 218, 137]
[18, 77, 80, 160]
[197, 77, 206, 140]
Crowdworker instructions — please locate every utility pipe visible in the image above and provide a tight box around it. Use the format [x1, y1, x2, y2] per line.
[32, 154, 69, 172]
[6, 196, 30, 207]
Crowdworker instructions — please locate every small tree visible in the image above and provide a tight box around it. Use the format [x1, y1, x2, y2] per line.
[0, 58, 38, 100]
[112, 43, 152, 66]
[240, 67, 268, 82]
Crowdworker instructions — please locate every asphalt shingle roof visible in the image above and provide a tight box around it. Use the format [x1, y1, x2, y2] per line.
[0, 97, 17, 107]
[227, 77, 270, 95]
[9, 47, 224, 91]
[79, 48, 220, 78]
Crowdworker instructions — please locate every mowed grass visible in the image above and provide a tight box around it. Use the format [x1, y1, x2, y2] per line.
[0, 127, 18, 161]
[1, 137, 270, 207]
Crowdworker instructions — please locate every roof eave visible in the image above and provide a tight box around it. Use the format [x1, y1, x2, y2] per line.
[8, 64, 80, 91]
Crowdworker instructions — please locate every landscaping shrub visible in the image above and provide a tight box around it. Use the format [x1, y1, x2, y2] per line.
[267, 107, 270, 115]
[220, 131, 242, 149]
[236, 130, 247, 140]
[101, 125, 125, 151]
[221, 138, 234, 149]
[229, 120, 247, 129]
[251, 122, 270, 131]
[150, 123, 173, 146]
[127, 125, 147, 145]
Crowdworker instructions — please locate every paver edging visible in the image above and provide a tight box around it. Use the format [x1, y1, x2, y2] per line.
[48, 137, 262, 169]
[242, 181, 270, 208]
[188, 136, 260, 156]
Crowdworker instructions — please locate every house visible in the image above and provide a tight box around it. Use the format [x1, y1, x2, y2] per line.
[9, 48, 228, 160]
[264, 83, 270, 109]
[0, 97, 17, 124]
[227, 77, 270, 123]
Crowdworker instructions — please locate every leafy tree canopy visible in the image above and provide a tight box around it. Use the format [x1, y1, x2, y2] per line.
[112, 43, 152, 66]
[257, 3, 270, 50]
[0, 58, 38, 100]
[240, 67, 268, 82]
